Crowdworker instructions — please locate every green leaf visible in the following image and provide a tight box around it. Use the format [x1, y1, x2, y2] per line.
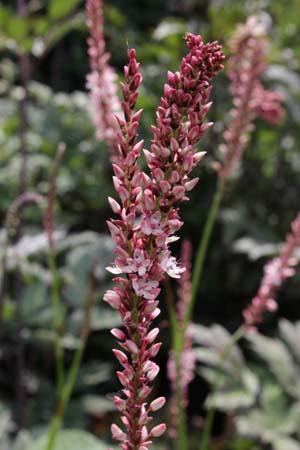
[273, 437, 300, 450]
[6, 16, 29, 42]
[48, 0, 82, 20]
[247, 333, 299, 397]
[43, 12, 86, 53]
[29, 429, 107, 450]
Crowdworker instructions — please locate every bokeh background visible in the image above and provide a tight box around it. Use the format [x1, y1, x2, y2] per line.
[0, 1, 300, 449]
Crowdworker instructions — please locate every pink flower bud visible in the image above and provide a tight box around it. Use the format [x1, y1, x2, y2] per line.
[159, 180, 171, 193]
[111, 328, 126, 340]
[172, 185, 185, 200]
[103, 290, 121, 309]
[147, 363, 160, 381]
[266, 299, 278, 312]
[150, 423, 166, 437]
[185, 177, 199, 191]
[125, 339, 139, 354]
[111, 424, 126, 441]
[112, 349, 128, 366]
[193, 151, 206, 164]
[108, 196, 121, 214]
[149, 397, 166, 412]
[144, 189, 155, 210]
[116, 371, 128, 387]
[112, 164, 125, 179]
[146, 328, 159, 344]
[114, 396, 126, 411]
[149, 343, 162, 358]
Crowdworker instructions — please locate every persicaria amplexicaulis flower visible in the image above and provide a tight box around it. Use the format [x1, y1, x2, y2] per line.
[104, 34, 224, 450]
[214, 15, 284, 180]
[86, 0, 121, 161]
[243, 213, 300, 330]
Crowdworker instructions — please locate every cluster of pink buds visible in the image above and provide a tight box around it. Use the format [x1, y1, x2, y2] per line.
[104, 34, 224, 450]
[86, 0, 120, 160]
[167, 240, 196, 438]
[243, 213, 300, 330]
[214, 15, 284, 180]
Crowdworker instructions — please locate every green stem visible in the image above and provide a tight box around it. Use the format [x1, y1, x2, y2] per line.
[199, 325, 246, 450]
[48, 248, 64, 397]
[184, 179, 224, 332]
[174, 344, 188, 450]
[45, 343, 85, 450]
[45, 414, 62, 450]
[170, 180, 224, 450]
[45, 273, 95, 450]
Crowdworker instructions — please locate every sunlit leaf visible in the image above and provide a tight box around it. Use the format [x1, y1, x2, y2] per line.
[48, 0, 82, 20]
[30, 429, 107, 450]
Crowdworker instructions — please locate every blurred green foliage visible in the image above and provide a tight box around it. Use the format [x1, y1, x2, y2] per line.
[194, 320, 300, 450]
[0, 0, 300, 449]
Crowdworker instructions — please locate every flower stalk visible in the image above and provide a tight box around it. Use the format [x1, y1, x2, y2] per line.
[243, 213, 300, 330]
[105, 34, 224, 450]
[172, 15, 284, 450]
[168, 241, 196, 442]
[86, 0, 121, 161]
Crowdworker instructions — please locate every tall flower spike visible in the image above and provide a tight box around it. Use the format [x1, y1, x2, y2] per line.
[243, 213, 300, 330]
[86, 0, 121, 161]
[214, 15, 284, 180]
[105, 35, 224, 450]
[167, 240, 196, 438]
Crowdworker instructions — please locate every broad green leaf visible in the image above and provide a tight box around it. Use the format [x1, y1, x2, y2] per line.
[247, 333, 300, 397]
[30, 429, 106, 450]
[279, 319, 300, 364]
[48, 0, 82, 20]
[273, 437, 300, 450]
[207, 389, 255, 411]
[82, 395, 116, 416]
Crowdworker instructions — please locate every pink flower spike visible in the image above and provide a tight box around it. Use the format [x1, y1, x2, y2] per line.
[104, 35, 224, 450]
[243, 213, 300, 329]
[215, 15, 284, 180]
[86, 0, 121, 162]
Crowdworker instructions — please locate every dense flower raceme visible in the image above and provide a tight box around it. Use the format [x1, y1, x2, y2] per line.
[167, 240, 196, 438]
[104, 34, 224, 450]
[86, 0, 120, 160]
[243, 213, 300, 330]
[214, 15, 284, 180]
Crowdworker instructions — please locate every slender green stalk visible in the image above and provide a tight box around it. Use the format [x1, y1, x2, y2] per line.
[45, 272, 95, 450]
[184, 179, 224, 332]
[45, 143, 66, 396]
[199, 325, 246, 450]
[48, 249, 65, 396]
[174, 347, 188, 450]
[163, 277, 178, 335]
[163, 278, 187, 450]
[169, 179, 224, 450]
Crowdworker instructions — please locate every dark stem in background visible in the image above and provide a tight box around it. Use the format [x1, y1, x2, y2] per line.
[44, 142, 95, 449]
[14, 0, 31, 431]
[44, 143, 66, 398]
